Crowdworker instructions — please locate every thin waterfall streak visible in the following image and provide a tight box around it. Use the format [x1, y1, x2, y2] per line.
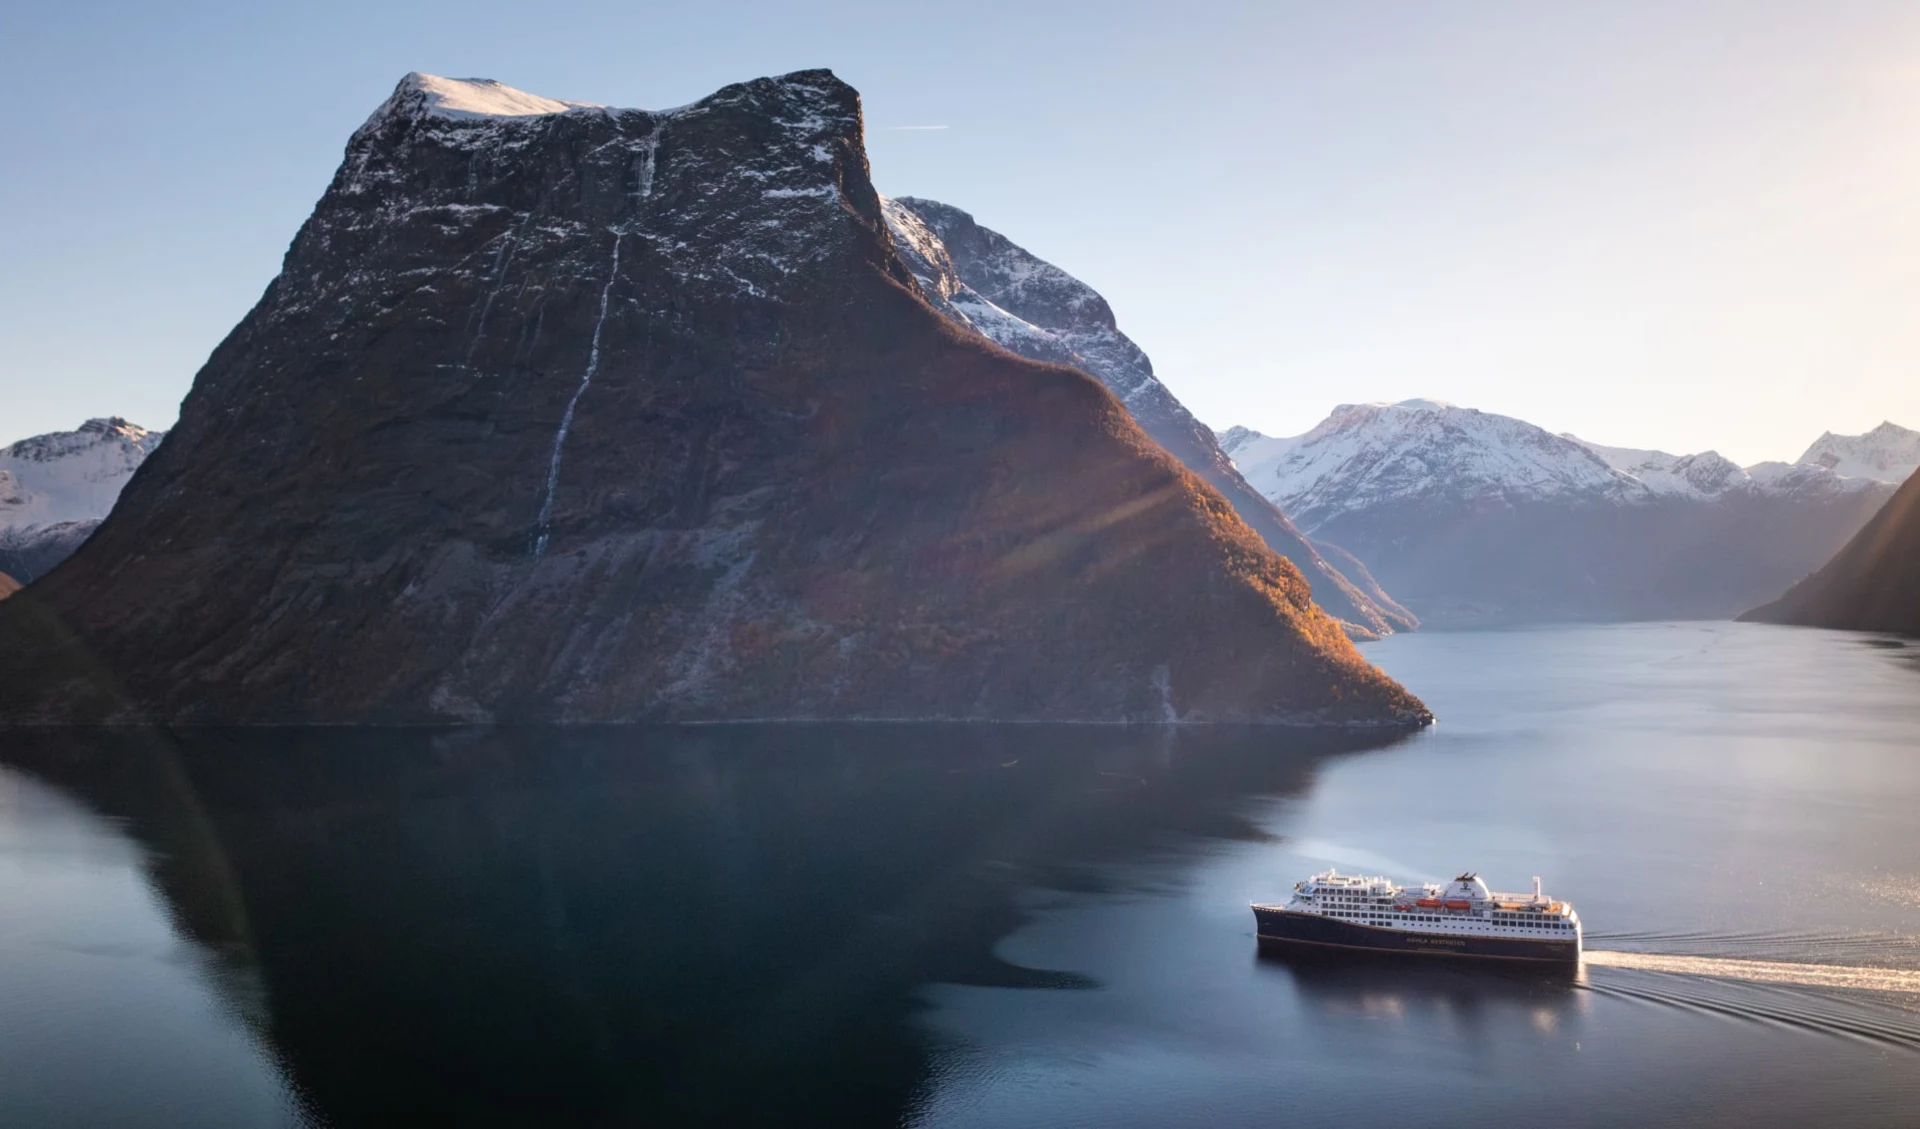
[467, 231, 520, 359]
[532, 232, 622, 559]
[636, 130, 660, 199]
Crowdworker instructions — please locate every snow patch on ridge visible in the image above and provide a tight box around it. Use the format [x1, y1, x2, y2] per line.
[394, 73, 605, 120]
[880, 196, 1164, 413]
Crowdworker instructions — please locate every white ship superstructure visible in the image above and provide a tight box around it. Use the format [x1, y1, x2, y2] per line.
[1252, 870, 1582, 962]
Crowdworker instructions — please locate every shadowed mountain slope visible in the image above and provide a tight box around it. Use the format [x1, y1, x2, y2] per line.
[1742, 467, 1920, 635]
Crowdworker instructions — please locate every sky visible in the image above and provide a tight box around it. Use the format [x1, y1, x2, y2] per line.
[2, 0, 1918, 465]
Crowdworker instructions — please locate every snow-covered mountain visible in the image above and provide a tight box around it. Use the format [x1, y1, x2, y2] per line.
[1793, 421, 1920, 483]
[1218, 400, 1898, 626]
[1567, 432, 1901, 501]
[883, 197, 1416, 636]
[1560, 438, 1749, 500]
[1, 417, 163, 528]
[1218, 399, 1886, 520]
[1219, 400, 1639, 528]
[0, 418, 164, 583]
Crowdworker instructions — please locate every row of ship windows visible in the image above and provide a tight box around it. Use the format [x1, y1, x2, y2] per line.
[1320, 899, 1561, 925]
[1326, 910, 1573, 931]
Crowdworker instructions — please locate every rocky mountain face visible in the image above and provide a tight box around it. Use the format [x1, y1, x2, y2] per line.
[0, 71, 1427, 727]
[880, 197, 1414, 638]
[1219, 400, 1896, 626]
[1742, 467, 1920, 635]
[0, 417, 164, 583]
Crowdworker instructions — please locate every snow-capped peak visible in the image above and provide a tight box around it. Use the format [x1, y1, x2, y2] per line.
[1358, 397, 1457, 413]
[0, 418, 165, 532]
[394, 73, 605, 120]
[363, 69, 852, 135]
[1794, 421, 1920, 484]
[1222, 402, 1636, 530]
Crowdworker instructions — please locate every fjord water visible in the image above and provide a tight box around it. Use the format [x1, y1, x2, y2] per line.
[2, 623, 1918, 1127]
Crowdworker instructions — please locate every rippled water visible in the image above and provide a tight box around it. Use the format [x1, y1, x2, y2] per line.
[0, 622, 1916, 1127]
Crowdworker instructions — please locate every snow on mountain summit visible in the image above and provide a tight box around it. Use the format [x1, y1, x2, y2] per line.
[391, 73, 607, 120]
[1795, 421, 1920, 483]
[0, 417, 164, 532]
[0, 418, 165, 584]
[1222, 400, 1636, 529]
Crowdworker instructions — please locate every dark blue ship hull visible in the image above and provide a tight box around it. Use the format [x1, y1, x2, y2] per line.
[1253, 907, 1579, 964]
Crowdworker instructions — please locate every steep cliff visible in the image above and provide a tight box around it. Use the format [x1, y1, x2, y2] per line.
[0, 71, 1426, 727]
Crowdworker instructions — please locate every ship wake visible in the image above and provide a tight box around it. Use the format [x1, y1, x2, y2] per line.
[1583, 949, 1920, 995]
[1582, 949, 1920, 1053]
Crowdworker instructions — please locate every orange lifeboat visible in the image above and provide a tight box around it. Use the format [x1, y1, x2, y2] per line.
[1444, 899, 1472, 911]
[1415, 897, 1442, 908]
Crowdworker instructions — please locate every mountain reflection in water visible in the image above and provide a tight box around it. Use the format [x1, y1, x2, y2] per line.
[0, 724, 1404, 1128]
[8, 624, 1920, 1129]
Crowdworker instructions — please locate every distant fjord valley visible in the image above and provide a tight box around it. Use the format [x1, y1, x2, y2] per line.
[1218, 406, 1918, 628]
[3, 68, 1915, 729]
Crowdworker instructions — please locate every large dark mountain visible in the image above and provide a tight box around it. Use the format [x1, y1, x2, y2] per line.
[880, 198, 1415, 638]
[1221, 400, 1897, 627]
[0, 71, 1426, 727]
[1741, 467, 1920, 635]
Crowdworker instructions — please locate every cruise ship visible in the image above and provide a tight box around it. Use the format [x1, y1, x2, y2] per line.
[1252, 870, 1582, 963]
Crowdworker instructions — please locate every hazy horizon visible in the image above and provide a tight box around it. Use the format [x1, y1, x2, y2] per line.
[4, 0, 1918, 465]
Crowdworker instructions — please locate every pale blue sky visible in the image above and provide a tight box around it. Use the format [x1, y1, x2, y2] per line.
[4, 0, 1917, 464]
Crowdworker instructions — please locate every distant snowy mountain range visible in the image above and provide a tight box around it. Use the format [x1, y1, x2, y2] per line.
[1217, 401, 1908, 625]
[1219, 400, 1910, 521]
[0, 417, 164, 586]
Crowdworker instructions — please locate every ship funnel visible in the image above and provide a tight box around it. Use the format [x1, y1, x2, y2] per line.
[1532, 876, 1542, 899]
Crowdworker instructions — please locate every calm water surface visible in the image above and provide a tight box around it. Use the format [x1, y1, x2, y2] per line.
[2, 622, 1918, 1127]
